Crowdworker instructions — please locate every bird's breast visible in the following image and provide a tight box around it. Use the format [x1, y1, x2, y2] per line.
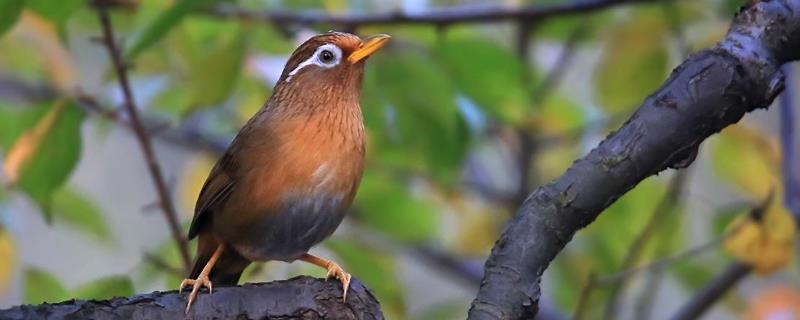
[217, 106, 365, 261]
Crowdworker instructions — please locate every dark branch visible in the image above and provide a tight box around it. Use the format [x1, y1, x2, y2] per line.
[205, 0, 660, 28]
[467, 1, 800, 319]
[604, 170, 688, 317]
[93, 4, 192, 271]
[0, 276, 383, 320]
[669, 262, 752, 320]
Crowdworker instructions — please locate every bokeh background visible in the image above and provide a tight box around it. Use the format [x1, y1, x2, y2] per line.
[0, 0, 799, 319]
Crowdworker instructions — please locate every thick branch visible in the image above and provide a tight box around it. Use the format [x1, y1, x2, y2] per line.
[207, 0, 659, 27]
[467, 1, 800, 319]
[0, 276, 383, 320]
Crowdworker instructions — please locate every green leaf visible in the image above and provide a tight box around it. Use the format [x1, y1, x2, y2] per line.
[354, 171, 439, 243]
[26, 0, 83, 25]
[14, 101, 84, 216]
[581, 178, 668, 272]
[326, 239, 405, 319]
[23, 267, 69, 304]
[186, 29, 246, 109]
[51, 186, 113, 243]
[125, 0, 219, 59]
[434, 36, 531, 124]
[73, 276, 133, 300]
[365, 47, 469, 185]
[0, 0, 26, 38]
[595, 10, 668, 114]
[672, 259, 719, 289]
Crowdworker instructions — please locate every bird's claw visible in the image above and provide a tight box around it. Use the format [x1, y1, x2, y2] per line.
[324, 262, 351, 301]
[179, 275, 213, 314]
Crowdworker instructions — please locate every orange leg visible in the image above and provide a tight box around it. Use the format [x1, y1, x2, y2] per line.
[179, 244, 224, 314]
[299, 253, 351, 301]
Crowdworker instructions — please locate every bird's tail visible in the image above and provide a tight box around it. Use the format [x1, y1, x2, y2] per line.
[189, 235, 251, 285]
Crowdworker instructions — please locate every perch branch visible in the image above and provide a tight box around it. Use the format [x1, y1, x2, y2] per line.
[467, 1, 800, 319]
[94, 4, 192, 271]
[0, 276, 383, 320]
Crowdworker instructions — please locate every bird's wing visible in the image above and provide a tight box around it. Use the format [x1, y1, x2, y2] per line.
[187, 151, 236, 240]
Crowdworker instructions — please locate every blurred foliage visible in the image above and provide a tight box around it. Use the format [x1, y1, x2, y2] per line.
[723, 199, 795, 275]
[24, 268, 133, 304]
[0, 1, 793, 319]
[0, 229, 14, 294]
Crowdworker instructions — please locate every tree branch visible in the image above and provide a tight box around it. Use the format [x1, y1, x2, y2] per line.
[205, 0, 660, 28]
[467, 1, 800, 318]
[669, 262, 752, 320]
[93, 3, 192, 271]
[0, 276, 383, 320]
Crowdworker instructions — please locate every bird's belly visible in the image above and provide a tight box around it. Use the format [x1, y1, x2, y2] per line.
[229, 194, 347, 262]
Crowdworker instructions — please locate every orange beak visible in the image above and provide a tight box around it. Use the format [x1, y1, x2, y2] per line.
[348, 34, 391, 63]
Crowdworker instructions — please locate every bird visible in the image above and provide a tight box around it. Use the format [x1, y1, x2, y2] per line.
[178, 31, 390, 313]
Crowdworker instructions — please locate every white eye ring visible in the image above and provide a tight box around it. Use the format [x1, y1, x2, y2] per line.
[285, 44, 342, 82]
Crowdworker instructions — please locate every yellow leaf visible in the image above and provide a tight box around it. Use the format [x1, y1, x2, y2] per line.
[179, 155, 215, 216]
[0, 230, 15, 294]
[3, 100, 66, 186]
[723, 201, 796, 275]
[712, 125, 781, 200]
[17, 11, 75, 92]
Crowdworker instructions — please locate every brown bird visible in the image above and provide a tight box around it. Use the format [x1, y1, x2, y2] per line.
[178, 31, 390, 313]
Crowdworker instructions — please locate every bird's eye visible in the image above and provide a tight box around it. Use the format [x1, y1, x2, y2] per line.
[319, 50, 335, 63]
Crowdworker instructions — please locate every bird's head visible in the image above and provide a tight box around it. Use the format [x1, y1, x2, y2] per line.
[273, 32, 390, 102]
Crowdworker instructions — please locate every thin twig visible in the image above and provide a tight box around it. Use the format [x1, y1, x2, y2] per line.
[143, 252, 184, 277]
[595, 237, 722, 286]
[603, 170, 689, 317]
[633, 265, 665, 320]
[206, 0, 662, 28]
[530, 21, 588, 107]
[669, 190, 778, 319]
[780, 65, 799, 216]
[94, 4, 191, 272]
[669, 262, 752, 320]
[573, 273, 598, 320]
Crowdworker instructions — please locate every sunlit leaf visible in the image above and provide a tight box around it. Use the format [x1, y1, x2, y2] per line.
[0, 229, 15, 294]
[355, 172, 439, 243]
[186, 29, 246, 109]
[179, 155, 216, 216]
[434, 36, 531, 125]
[326, 239, 405, 319]
[595, 10, 668, 114]
[710, 125, 780, 200]
[2, 100, 84, 216]
[365, 47, 469, 185]
[51, 186, 113, 243]
[723, 200, 795, 275]
[26, 0, 83, 25]
[125, 0, 219, 59]
[73, 276, 134, 300]
[533, 95, 585, 135]
[17, 12, 76, 91]
[0, 0, 25, 37]
[580, 178, 667, 272]
[23, 267, 69, 304]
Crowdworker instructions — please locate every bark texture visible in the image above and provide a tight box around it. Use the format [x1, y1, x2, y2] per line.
[467, 1, 800, 319]
[0, 276, 383, 320]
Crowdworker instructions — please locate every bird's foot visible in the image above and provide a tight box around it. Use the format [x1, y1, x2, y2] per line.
[179, 275, 213, 314]
[324, 261, 351, 301]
